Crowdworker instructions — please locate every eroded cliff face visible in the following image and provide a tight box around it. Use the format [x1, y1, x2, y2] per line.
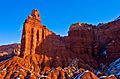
[67, 20, 120, 67]
[0, 9, 120, 79]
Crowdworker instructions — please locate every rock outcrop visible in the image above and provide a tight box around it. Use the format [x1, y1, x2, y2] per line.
[0, 43, 20, 55]
[0, 9, 120, 79]
[20, 9, 54, 58]
[0, 43, 20, 61]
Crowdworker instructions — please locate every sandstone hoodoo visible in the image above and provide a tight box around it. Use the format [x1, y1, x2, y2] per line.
[0, 9, 120, 79]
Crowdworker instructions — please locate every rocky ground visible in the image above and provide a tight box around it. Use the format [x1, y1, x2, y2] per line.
[0, 44, 118, 79]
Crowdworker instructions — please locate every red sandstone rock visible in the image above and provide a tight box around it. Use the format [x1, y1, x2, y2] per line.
[80, 71, 98, 79]
[0, 9, 120, 79]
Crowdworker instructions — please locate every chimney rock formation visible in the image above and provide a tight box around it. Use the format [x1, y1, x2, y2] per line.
[20, 9, 54, 58]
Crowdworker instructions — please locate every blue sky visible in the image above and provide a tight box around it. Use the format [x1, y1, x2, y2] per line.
[0, 0, 120, 45]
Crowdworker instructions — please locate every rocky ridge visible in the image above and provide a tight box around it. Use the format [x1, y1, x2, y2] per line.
[0, 9, 120, 79]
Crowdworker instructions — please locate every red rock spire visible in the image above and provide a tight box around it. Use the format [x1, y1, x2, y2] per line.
[20, 9, 53, 58]
[31, 9, 41, 22]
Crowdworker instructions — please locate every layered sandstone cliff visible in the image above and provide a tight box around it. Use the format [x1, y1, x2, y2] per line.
[0, 9, 120, 79]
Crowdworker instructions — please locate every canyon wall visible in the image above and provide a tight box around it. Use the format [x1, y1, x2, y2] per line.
[20, 9, 120, 69]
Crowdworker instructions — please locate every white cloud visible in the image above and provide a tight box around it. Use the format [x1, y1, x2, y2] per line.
[18, 24, 23, 32]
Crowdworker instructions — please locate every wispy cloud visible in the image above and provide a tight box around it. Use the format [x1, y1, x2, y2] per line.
[18, 24, 23, 32]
